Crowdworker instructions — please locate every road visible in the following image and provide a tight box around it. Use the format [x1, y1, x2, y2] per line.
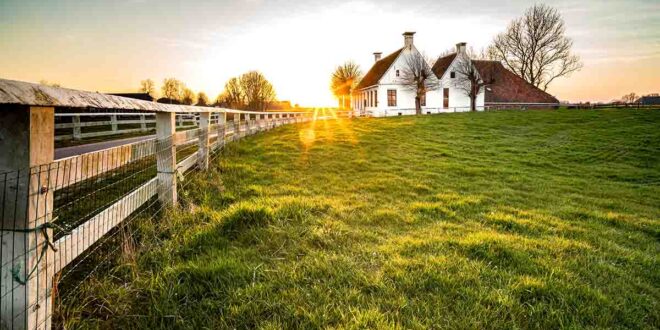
[55, 135, 155, 159]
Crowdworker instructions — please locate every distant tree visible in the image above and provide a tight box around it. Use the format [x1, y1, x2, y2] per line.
[161, 78, 185, 103]
[239, 71, 276, 111]
[181, 88, 196, 105]
[331, 61, 362, 109]
[140, 79, 156, 97]
[196, 92, 209, 106]
[39, 80, 61, 87]
[621, 93, 638, 104]
[487, 4, 582, 91]
[400, 52, 440, 115]
[452, 57, 494, 112]
[221, 77, 245, 109]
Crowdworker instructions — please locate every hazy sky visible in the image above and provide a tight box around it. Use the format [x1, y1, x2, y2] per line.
[1, 0, 658, 106]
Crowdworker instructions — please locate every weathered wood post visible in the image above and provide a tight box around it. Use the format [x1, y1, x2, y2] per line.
[155, 112, 176, 205]
[110, 114, 118, 133]
[217, 112, 226, 149]
[139, 115, 147, 132]
[198, 112, 210, 170]
[72, 114, 82, 140]
[0, 106, 55, 330]
[233, 114, 240, 140]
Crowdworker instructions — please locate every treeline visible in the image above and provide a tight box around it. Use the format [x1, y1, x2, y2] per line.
[140, 70, 277, 111]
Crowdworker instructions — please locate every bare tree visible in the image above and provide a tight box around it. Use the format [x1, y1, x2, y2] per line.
[400, 52, 440, 115]
[140, 79, 156, 97]
[239, 71, 276, 111]
[221, 77, 245, 109]
[331, 61, 362, 109]
[181, 88, 196, 105]
[487, 4, 582, 91]
[196, 92, 209, 106]
[452, 56, 494, 112]
[161, 78, 185, 103]
[621, 93, 638, 104]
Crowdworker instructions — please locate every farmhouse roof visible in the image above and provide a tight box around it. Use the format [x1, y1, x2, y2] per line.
[356, 48, 404, 90]
[431, 53, 457, 79]
[472, 60, 559, 104]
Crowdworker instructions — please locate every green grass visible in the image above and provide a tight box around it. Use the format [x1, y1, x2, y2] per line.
[57, 109, 659, 329]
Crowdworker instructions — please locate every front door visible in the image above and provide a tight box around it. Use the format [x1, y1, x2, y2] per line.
[443, 88, 449, 108]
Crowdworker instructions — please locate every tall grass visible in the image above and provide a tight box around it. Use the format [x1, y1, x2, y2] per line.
[58, 109, 659, 329]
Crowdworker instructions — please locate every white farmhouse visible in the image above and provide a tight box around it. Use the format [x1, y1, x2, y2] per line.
[352, 32, 443, 117]
[352, 32, 559, 117]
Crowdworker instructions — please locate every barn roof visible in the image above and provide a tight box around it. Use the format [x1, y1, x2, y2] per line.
[472, 60, 559, 104]
[356, 48, 403, 90]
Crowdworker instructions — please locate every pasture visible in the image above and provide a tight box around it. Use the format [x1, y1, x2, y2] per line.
[59, 109, 659, 329]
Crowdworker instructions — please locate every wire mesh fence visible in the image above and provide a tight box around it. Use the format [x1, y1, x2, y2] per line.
[0, 107, 322, 329]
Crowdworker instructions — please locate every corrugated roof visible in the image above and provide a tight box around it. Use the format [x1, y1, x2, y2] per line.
[356, 48, 403, 90]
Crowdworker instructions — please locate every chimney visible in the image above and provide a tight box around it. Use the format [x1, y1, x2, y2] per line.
[373, 52, 382, 62]
[456, 42, 467, 54]
[403, 32, 416, 48]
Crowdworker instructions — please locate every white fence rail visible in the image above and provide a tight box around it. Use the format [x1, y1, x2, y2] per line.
[0, 78, 324, 330]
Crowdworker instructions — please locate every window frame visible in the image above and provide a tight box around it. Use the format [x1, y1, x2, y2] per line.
[387, 89, 397, 107]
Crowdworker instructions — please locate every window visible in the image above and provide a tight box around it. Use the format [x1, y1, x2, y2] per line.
[387, 90, 397, 107]
[396, 70, 400, 77]
[375, 90, 378, 107]
[443, 88, 449, 108]
[420, 92, 426, 106]
[450, 71, 456, 78]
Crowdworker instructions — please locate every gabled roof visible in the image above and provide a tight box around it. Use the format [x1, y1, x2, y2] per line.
[356, 48, 403, 90]
[472, 60, 559, 104]
[431, 53, 457, 79]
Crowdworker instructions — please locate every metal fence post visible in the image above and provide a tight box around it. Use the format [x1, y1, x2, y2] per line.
[1, 106, 55, 330]
[198, 112, 210, 170]
[155, 112, 176, 205]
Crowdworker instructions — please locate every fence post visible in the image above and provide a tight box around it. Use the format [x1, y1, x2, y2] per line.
[72, 114, 82, 140]
[140, 115, 147, 132]
[234, 114, 241, 140]
[1, 106, 55, 330]
[217, 112, 226, 149]
[110, 114, 118, 133]
[198, 112, 210, 170]
[155, 112, 177, 205]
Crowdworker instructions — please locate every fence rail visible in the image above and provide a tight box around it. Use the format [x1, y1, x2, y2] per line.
[0, 78, 325, 330]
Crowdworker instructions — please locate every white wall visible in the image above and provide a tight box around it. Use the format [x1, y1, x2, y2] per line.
[353, 42, 487, 116]
[368, 46, 446, 117]
[438, 53, 486, 112]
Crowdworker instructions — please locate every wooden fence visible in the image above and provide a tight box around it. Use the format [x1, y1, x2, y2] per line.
[0, 78, 328, 330]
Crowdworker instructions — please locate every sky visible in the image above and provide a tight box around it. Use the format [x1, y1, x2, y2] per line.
[0, 0, 658, 106]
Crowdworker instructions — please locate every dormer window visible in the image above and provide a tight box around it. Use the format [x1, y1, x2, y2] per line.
[450, 72, 456, 78]
[396, 70, 400, 77]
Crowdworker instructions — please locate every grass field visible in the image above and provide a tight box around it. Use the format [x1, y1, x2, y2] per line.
[59, 109, 659, 329]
